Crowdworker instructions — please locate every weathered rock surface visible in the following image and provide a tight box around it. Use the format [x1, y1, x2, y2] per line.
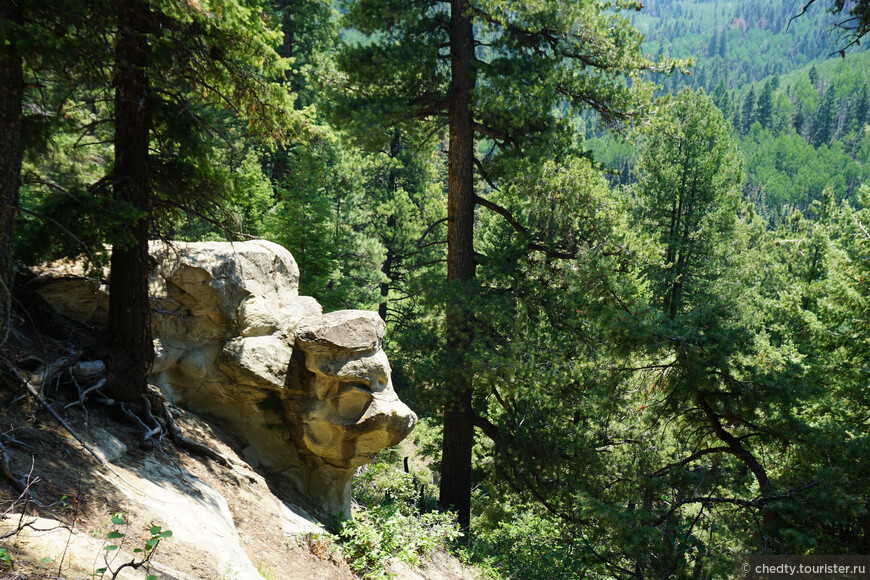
[0, 404, 357, 580]
[33, 240, 417, 522]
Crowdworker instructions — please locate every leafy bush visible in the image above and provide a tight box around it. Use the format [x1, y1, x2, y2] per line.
[340, 504, 461, 579]
[342, 459, 461, 579]
[93, 513, 172, 580]
[469, 507, 589, 579]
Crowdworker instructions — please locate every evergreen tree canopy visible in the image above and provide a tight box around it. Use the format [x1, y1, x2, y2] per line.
[336, 0, 681, 529]
[633, 88, 743, 318]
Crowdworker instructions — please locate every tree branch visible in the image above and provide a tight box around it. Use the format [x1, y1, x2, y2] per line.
[649, 446, 733, 478]
[471, 412, 499, 441]
[473, 195, 527, 234]
[696, 392, 772, 493]
[415, 217, 449, 247]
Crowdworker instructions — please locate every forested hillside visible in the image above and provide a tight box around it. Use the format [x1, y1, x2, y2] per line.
[593, 0, 870, 225]
[2, 0, 869, 578]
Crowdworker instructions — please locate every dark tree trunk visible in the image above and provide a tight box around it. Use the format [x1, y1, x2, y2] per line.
[439, 0, 477, 532]
[0, 0, 24, 344]
[379, 244, 393, 322]
[379, 131, 401, 322]
[864, 499, 870, 554]
[108, 0, 154, 402]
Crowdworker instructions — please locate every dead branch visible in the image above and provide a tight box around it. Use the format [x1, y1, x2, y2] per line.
[64, 377, 108, 410]
[0, 519, 66, 542]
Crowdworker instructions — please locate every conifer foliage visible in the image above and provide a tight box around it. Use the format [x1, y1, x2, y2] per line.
[336, 0, 677, 529]
[1, 0, 869, 576]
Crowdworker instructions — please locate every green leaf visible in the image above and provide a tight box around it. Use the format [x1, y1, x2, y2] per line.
[104, 545, 118, 551]
[96, 567, 107, 574]
[106, 531, 124, 539]
[133, 548, 143, 553]
[40, 557, 52, 564]
[145, 538, 159, 549]
[147, 575, 158, 580]
[111, 516, 126, 525]
[159, 530, 173, 538]
[149, 525, 161, 535]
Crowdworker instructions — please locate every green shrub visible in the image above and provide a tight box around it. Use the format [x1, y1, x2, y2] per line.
[343, 458, 461, 579]
[340, 504, 461, 579]
[469, 507, 588, 579]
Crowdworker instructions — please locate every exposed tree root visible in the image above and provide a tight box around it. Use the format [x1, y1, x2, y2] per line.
[152, 394, 231, 467]
[2, 279, 232, 491]
[0, 439, 26, 495]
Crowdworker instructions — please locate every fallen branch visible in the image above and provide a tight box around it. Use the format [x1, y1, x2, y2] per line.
[15, 369, 106, 468]
[0, 518, 66, 542]
[16, 352, 79, 397]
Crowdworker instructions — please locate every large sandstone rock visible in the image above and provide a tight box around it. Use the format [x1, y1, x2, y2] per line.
[33, 240, 417, 521]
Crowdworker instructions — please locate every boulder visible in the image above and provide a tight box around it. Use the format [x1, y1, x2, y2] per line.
[33, 240, 417, 522]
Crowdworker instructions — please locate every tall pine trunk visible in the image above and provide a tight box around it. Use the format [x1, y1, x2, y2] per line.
[439, 0, 476, 532]
[379, 131, 401, 322]
[0, 0, 23, 344]
[108, 0, 153, 401]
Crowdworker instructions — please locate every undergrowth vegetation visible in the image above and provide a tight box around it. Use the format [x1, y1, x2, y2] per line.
[341, 432, 462, 579]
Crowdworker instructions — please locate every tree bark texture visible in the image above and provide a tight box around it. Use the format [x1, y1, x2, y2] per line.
[440, 0, 477, 532]
[0, 0, 24, 344]
[108, 0, 154, 401]
[379, 131, 401, 322]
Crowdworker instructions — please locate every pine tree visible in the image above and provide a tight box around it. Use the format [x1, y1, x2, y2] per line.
[793, 103, 806, 135]
[708, 30, 720, 58]
[67, 0, 301, 406]
[634, 89, 743, 319]
[0, 0, 23, 343]
[809, 64, 819, 89]
[337, 0, 675, 529]
[813, 88, 838, 146]
[711, 79, 731, 118]
[0, 0, 106, 341]
[269, 0, 334, 106]
[849, 85, 869, 131]
[108, 0, 155, 401]
[630, 89, 801, 545]
[741, 85, 756, 133]
[756, 79, 775, 130]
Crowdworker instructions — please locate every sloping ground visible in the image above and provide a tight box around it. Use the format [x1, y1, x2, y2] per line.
[0, 360, 477, 580]
[0, 378, 357, 580]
